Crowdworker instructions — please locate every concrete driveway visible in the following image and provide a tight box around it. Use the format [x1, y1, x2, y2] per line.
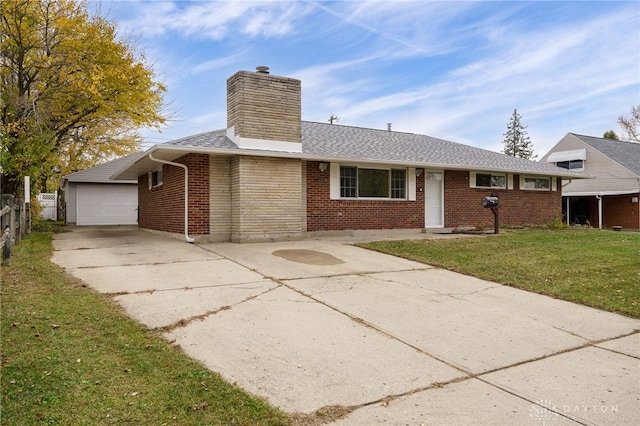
[52, 227, 640, 425]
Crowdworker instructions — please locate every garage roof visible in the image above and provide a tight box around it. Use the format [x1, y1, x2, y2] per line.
[63, 152, 144, 185]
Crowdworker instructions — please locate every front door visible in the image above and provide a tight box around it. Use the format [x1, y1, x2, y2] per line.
[425, 171, 444, 228]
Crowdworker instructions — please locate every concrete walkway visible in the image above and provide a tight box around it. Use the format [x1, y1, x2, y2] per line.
[51, 227, 640, 425]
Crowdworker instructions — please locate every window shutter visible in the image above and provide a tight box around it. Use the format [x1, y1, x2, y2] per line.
[552, 177, 557, 191]
[507, 174, 513, 190]
[148, 172, 152, 190]
[469, 171, 476, 188]
[408, 168, 416, 201]
[329, 163, 340, 200]
[519, 175, 525, 190]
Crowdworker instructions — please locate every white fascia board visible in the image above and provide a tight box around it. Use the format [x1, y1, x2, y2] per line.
[226, 127, 303, 153]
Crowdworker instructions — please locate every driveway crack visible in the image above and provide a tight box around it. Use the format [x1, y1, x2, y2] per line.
[157, 284, 282, 332]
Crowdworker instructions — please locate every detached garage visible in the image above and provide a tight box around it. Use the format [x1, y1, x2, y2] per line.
[62, 153, 142, 226]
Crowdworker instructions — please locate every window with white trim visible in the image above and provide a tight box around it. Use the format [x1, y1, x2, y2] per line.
[472, 172, 506, 189]
[148, 169, 163, 189]
[339, 166, 406, 199]
[556, 160, 584, 170]
[522, 176, 551, 190]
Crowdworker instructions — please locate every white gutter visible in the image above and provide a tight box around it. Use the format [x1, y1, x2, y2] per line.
[147, 153, 195, 243]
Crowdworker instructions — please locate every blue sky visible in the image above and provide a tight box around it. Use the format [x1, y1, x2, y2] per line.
[94, 1, 640, 156]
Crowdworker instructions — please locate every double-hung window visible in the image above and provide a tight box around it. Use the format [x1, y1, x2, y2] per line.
[339, 166, 406, 199]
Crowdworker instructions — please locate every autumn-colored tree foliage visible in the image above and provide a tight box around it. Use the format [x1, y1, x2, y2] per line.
[1, 0, 166, 195]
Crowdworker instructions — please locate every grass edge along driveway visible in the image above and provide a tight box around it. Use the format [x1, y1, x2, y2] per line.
[1, 229, 294, 426]
[359, 229, 640, 318]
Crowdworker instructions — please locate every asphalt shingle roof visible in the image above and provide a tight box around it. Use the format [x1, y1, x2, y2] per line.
[570, 133, 640, 177]
[163, 121, 584, 176]
[63, 152, 144, 184]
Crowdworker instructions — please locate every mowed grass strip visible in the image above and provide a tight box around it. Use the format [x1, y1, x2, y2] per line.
[1, 230, 289, 425]
[360, 229, 640, 318]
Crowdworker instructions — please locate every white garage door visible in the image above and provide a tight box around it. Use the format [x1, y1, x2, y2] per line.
[76, 184, 138, 226]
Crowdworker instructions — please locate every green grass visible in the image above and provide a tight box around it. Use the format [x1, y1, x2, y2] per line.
[1, 229, 290, 425]
[360, 229, 640, 318]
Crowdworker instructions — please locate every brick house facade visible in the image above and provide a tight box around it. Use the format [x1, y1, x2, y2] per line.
[114, 67, 585, 242]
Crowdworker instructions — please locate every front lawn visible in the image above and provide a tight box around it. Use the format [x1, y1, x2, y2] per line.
[360, 229, 640, 318]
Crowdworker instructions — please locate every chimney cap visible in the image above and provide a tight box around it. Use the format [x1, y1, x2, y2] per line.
[256, 66, 270, 74]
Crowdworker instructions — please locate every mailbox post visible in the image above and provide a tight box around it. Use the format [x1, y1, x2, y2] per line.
[482, 194, 499, 234]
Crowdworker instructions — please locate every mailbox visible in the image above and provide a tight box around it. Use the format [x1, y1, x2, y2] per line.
[482, 196, 499, 208]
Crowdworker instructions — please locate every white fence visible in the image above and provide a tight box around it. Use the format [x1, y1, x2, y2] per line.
[37, 192, 58, 220]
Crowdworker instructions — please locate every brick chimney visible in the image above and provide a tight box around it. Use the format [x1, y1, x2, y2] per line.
[226, 66, 302, 152]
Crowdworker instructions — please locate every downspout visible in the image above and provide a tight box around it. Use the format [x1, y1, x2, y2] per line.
[595, 195, 603, 230]
[148, 153, 195, 243]
[562, 179, 572, 225]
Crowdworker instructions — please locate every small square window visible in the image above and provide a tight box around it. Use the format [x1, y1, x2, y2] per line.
[149, 170, 163, 189]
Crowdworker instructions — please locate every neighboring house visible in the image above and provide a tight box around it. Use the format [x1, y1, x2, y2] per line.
[62, 152, 142, 226]
[541, 134, 640, 229]
[112, 67, 586, 243]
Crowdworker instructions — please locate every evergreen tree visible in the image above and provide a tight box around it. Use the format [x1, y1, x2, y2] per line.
[501, 109, 536, 159]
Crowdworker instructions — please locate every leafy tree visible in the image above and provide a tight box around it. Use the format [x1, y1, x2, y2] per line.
[617, 105, 640, 143]
[602, 130, 619, 140]
[501, 109, 536, 159]
[1, 0, 166, 195]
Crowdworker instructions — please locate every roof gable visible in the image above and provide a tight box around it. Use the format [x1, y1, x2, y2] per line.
[63, 152, 143, 184]
[570, 134, 640, 177]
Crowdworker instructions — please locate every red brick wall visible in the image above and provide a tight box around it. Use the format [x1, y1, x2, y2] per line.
[602, 194, 640, 228]
[444, 170, 562, 227]
[444, 171, 562, 227]
[138, 154, 210, 235]
[306, 162, 424, 231]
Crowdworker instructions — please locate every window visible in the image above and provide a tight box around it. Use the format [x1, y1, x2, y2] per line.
[522, 176, 550, 190]
[340, 166, 356, 198]
[391, 169, 406, 199]
[149, 169, 163, 189]
[556, 160, 584, 170]
[475, 173, 506, 189]
[339, 166, 406, 199]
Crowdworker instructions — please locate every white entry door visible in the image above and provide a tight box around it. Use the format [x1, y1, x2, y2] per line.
[424, 172, 443, 228]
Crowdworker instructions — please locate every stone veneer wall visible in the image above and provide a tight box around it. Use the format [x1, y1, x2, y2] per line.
[230, 156, 305, 242]
[227, 70, 301, 143]
[209, 155, 232, 241]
